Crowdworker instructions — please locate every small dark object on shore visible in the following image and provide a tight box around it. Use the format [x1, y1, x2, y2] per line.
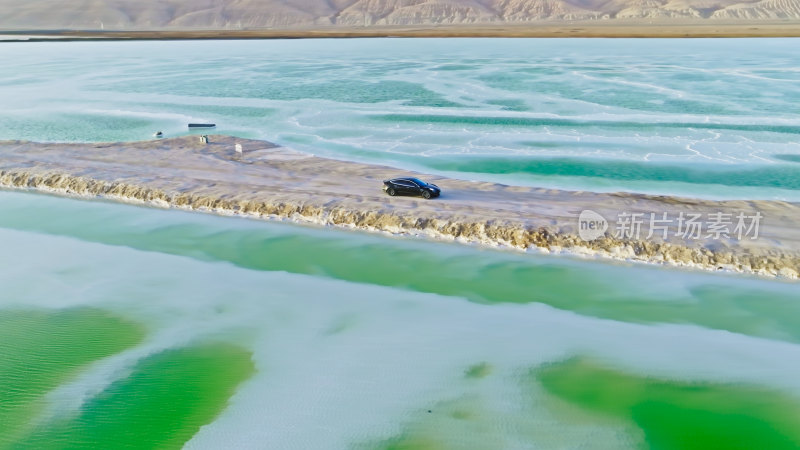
[154, 131, 163, 138]
[383, 177, 441, 199]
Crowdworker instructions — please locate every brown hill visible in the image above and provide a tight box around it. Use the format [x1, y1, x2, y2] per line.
[0, 0, 797, 30]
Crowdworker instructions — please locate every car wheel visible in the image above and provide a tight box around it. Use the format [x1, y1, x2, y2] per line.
[387, 188, 396, 196]
[422, 190, 431, 199]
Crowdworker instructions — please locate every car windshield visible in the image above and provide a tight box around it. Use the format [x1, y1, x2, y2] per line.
[407, 178, 427, 186]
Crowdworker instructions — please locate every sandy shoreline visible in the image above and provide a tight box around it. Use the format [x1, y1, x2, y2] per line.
[2, 22, 800, 40]
[1, 135, 798, 278]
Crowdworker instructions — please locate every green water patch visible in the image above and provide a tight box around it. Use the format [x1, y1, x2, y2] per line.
[15, 343, 254, 449]
[56, 225, 800, 344]
[0, 308, 144, 447]
[535, 357, 800, 449]
[1, 193, 799, 345]
[464, 362, 493, 380]
[373, 113, 800, 135]
[422, 156, 800, 191]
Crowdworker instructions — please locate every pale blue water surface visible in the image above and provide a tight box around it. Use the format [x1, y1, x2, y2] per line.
[1, 38, 799, 199]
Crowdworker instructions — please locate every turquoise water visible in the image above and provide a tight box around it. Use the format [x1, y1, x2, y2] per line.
[1, 38, 799, 199]
[1, 191, 800, 448]
[2, 38, 800, 448]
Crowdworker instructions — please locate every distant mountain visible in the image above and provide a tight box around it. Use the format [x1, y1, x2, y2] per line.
[1, 0, 798, 30]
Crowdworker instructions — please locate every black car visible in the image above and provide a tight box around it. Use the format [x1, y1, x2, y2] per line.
[383, 177, 441, 199]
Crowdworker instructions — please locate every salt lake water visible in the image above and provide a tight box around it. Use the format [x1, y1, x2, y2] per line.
[1, 38, 799, 199]
[1, 38, 800, 449]
[2, 190, 800, 449]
